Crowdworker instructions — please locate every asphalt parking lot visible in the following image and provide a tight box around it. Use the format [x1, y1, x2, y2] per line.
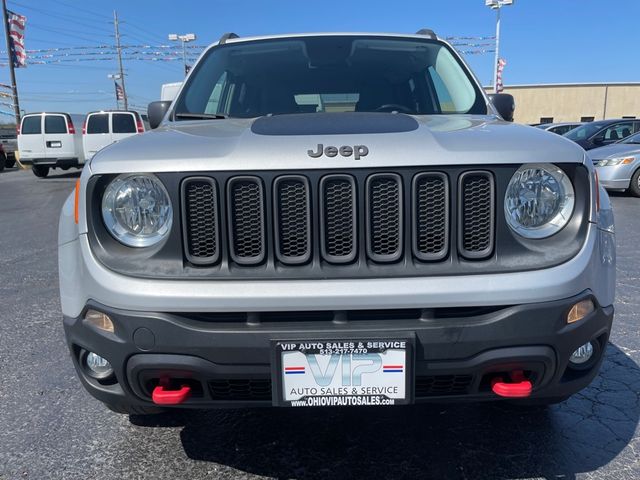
[0, 166, 638, 480]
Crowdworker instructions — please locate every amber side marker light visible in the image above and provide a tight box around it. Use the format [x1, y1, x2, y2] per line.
[567, 299, 595, 324]
[84, 310, 115, 333]
[74, 178, 80, 224]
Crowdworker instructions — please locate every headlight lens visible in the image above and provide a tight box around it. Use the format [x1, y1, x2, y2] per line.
[504, 164, 575, 239]
[598, 156, 634, 166]
[101, 173, 172, 247]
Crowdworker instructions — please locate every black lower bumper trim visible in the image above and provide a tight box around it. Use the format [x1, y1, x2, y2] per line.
[63, 291, 613, 409]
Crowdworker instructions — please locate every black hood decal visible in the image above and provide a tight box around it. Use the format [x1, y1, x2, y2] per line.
[251, 112, 419, 136]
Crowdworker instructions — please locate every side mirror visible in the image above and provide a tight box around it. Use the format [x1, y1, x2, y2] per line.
[147, 101, 172, 129]
[488, 93, 515, 122]
[592, 134, 605, 145]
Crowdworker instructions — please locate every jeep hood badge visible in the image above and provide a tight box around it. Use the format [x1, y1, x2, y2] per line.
[308, 143, 369, 160]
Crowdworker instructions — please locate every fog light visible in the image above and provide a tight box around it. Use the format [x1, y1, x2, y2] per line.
[567, 299, 595, 324]
[84, 310, 114, 333]
[85, 351, 113, 379]
[570, 342, 594, 366]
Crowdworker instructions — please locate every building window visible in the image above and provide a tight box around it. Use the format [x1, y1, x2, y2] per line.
[622, 116, 636, 119]
[581, 116, 595, 122]
[539, 117, 553, 124]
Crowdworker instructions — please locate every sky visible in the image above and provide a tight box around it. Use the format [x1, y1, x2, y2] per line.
[2, 0, 639, 118]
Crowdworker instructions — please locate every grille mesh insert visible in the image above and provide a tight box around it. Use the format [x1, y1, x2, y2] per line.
[460, 173, 494, 258]
[321, 176, 356, 262]
[209, 379, 272, 401]
[415, 375, 474, 397]
[368, 174, 402, 261]
[229, 178, 265, 263]
[414, 174, 448, 260]
[275, 177, 310, 263]
[183, 179, 218, 263]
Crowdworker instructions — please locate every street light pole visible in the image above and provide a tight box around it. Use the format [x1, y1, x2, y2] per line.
[485, 0, 513, 93]
[493, 6, 501, 93]
[168, 33, 196, 76]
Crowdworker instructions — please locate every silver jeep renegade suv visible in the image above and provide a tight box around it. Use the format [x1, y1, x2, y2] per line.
[59, 31, 616, 414]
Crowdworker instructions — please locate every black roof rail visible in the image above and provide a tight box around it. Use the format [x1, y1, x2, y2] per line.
[415, 29, 437, 39]
[219, 32, 239, 45]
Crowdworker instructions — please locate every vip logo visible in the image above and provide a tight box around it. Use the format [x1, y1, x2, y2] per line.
[306, 353, 382, 386]
[307, 144, 369, 160]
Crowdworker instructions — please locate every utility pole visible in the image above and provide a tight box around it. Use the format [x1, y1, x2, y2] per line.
[2, 0, 20, 123]
[113, 10, 128, 110]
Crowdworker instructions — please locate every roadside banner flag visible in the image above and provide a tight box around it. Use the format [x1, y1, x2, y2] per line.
[115, 81, 124, 101]
[496, 58, 507, 93]
[7, 11, 26, 68]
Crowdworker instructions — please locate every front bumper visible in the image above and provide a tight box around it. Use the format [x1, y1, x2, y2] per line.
[595, 164, 634, 190]
[19, 157, 80, 168]
[64, 291, 613, 409]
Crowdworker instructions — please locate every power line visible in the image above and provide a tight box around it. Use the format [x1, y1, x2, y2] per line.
[45, 0, 112, 21]
[9, 1, 113, 31]
[28, 22, 110, 44]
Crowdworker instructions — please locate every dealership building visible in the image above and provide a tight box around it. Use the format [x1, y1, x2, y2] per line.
[485, 82, 640, 124]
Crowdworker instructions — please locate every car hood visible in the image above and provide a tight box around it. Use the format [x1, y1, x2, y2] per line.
[89, 113, 586, 174]
[589, 143, 640, 160]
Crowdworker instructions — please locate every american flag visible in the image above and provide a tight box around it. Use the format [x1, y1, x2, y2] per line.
[7, 11, 26, 68]
[114, 81, 124, 101]
[496, 58, 507, 93]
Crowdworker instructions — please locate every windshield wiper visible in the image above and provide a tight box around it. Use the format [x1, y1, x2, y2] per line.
[174, 112, 228, 120]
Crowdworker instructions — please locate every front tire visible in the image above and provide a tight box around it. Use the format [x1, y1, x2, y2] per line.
[32, 165, 49, 178]
[629, 169, 640, 197]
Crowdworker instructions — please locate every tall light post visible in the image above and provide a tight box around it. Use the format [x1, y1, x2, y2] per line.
[485, 0, 513, 93]
[168, 33, 196, 76]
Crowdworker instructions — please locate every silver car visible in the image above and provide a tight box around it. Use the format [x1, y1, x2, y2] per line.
[58, 31, 616, 415]
[536, 122, 582, 136]
[591, 131, 640, 196]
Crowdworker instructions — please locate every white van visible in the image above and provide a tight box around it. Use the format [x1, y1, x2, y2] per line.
[161, 82, 182, 102]
[82, 110, 146, 161]
[17, 112, 86, 178]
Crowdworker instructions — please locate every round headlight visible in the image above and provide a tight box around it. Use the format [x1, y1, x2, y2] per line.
[101, 174, 173, 247]
[504, 164, 575, 239]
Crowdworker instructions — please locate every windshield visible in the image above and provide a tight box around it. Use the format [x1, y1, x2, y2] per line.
[564, 121, 608, 140]
[174, 36, 487, 119]
[621, 132, 640, 144]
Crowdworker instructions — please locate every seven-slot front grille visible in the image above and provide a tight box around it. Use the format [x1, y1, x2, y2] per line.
[182, 171, 495, 268]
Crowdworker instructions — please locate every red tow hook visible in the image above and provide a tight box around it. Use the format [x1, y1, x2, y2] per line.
[491, 370, 533, 398]
[152, 379, 191, 405]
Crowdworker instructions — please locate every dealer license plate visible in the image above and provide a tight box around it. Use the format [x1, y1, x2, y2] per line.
[273, 339, 412, 407]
